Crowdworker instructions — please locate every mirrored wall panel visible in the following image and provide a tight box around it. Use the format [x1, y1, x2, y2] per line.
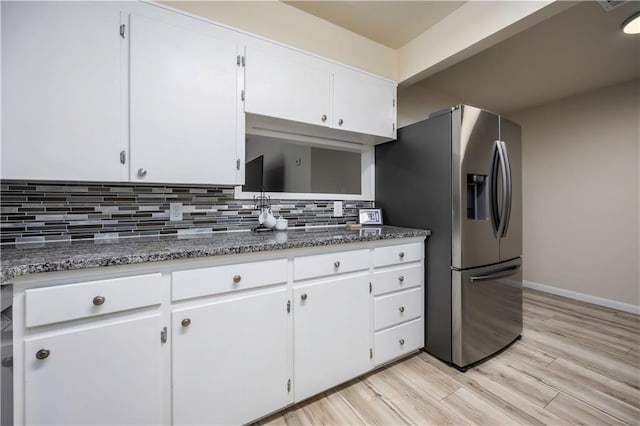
[243, 135, 362, 194]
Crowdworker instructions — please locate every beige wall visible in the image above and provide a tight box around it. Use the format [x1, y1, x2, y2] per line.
[511, 80, 640, 306]
[160, 1, 396, 80]
[397, 84, 461, 128]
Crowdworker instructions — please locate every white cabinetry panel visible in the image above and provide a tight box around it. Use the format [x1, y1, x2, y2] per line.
[374, 318, 424, 366]
[24, 314, 162, 425]
[333, 70, 396, 139]
[130, 13, 241, 185]
[293, 273, 371, 401]
[374, 287, 423, 331]
[25, 273, 161, 327]
[1, 2, 125, 181]
[293, 249, 370, 281]
[244, 46, 332, 128]
[172, 289, 289, 425]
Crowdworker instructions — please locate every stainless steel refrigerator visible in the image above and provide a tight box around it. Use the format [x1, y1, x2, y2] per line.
[375, 104, 523, 370]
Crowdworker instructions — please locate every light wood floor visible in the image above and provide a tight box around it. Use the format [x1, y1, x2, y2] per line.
[257, 289, 640, 425]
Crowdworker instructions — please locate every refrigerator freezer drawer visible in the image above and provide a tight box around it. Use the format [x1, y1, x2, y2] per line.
[452, 258, 522, 368]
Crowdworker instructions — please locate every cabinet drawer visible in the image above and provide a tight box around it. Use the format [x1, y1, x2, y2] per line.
[25, 274, 162, 327]
[374, 318, 424, 366]
[293, 249, 369, 281]
[373, 242, 422, 267]
[172, 259, 287, 301]
[373, 264, 422, 296]
[374, 287, 422, 331]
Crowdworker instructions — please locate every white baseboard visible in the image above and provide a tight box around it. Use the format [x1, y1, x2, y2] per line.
[523, 280, 640, 315]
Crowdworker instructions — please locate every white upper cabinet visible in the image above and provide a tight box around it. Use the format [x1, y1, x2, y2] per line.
[1, 2, 126, 181]
[130, 13, 243, 185]
[244, 46, 332, 128]
[333, 70, 396, 139]
[244, 44, 397, 143]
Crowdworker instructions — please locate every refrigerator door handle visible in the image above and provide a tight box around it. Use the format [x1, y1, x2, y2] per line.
[490, 141, 501, 237]
[497, 140, 512, 238]
[469, 264, 520, 282]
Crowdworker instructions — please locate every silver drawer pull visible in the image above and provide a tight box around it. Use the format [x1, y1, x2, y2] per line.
[399, 276, 405, 282]
[399, 306, 405, 313]
[233, 275, 241, 284]
[301, 293, 308, 301]
[92, 296, 106, 306]
[399, 339, 405, 345]
[399, 252, 405, 259]
[35, 349, 50, 360]
[181, 318, 191, 327]
[334, 261, 340, 268]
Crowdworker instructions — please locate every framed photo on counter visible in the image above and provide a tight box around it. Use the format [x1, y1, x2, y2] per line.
[358, 208, 382, 225]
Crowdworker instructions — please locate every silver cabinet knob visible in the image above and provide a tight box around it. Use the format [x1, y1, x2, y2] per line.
[399, 339, 405, 345]
[181, 318, 191, 327]
[137, 168, 147, 177]
[233, 275, 241, 284]
[321, 114, 327, 122]
[399, 276, 404, 282]
[334, 261, 341, 268]
[301, 293, 308, 301]
[35, 349, 50, 360]
[399, 306, 405, 313]
[399, 252, 405, 259]
[338, 118, 344, 126]
[92, 296, 106, 306]
[1, 356, 13, 368]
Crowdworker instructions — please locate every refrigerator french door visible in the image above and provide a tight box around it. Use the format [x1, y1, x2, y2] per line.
[375, 104, 523, 369]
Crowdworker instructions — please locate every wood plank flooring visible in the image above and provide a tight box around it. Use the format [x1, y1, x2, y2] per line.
[257, 289, 640, 425]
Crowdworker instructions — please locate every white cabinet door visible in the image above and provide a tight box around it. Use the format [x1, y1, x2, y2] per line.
[293, 273, 371, 401]
[245, 46, 332, 128]
[1, 2, 126, 181]
[24, 315, 161, 425]
[130, 14, 242, 185]
[333, 70, 396, 138]
[172, 289, 289, 425]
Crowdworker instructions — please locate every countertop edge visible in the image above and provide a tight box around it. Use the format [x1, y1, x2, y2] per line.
[1, 229, 430, 284]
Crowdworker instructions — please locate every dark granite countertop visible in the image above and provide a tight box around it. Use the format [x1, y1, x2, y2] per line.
[0, 226, 430, 283]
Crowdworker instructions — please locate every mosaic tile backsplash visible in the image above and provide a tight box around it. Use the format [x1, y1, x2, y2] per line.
[0, 181, 374, 245]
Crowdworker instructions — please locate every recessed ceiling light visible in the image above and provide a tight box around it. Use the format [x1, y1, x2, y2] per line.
[622, 11, 640, 34]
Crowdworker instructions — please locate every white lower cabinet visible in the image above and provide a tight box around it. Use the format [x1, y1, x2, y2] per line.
[12, 238, 425, 425]
[171, 289, 290, 425]
[293, 273, 372, 401]
[24, 314, 162, 425]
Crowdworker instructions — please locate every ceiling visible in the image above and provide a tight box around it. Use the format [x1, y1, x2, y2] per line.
[283, 1, 640, 114]
[284, 1, 466, 49]
[417, 1, 640, 113]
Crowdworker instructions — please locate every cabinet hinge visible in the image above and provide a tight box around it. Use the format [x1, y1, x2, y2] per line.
[392, 123, 395, 132]
[287, 379, 291, 392]
[237, 55, 241, 66]
[369, 282, 372, 293]
[161, 326, 167, 343]
[241, 89, 245, 101]
[120, 24, 126, 39]
[236, 158, 241, 170]
[287, 300, 291, 313]
[242, 55, 246, 67]
[120, 150, 126, 165]
[393, 98, 396, 107]
[370, 348, 373, 359]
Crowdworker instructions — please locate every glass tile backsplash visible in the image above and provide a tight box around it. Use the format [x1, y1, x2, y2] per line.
[0, 181, 373, 245]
